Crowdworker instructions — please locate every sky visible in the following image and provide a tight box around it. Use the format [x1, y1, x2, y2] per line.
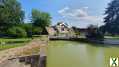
[18, 0, 112, 28]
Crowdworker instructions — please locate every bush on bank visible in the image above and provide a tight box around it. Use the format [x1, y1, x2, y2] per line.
[7, 26, 27, 38]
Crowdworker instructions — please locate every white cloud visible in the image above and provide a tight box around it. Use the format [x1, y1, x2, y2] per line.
[58, 6, 104, 27]
[58, 7, 70, 15]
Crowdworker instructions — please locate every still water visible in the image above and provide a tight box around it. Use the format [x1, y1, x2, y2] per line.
[47, 41, 119, 67]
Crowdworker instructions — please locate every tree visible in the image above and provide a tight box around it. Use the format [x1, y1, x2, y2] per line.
[0, 0, 24, 33]
[20, 23, 33, 37]
[31, 9, 51, 34]
[99, 25, 105, 34]
[32, 27, 42, 35]
[104, 0, 119, 35]
[72, 26, 80, 36]
[86, 25, 104, 40]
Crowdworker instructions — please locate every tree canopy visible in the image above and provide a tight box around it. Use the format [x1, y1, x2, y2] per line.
[31, 9, 51, 34]
[0, 0, 52, 37]
[32, 9, 51, 28]
[0, 0, 24, 32]
[104, 0, 119, 35]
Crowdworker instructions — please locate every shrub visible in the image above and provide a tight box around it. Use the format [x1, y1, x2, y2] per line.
[7, 27, 27, 38]
[20, 23, 32, 37]
[32, 27, 42, 35]
[86, 25, 104, 40]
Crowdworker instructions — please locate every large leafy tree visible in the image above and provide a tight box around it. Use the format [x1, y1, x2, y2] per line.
[32, 9, 51, 27]
[31, 9, 51, 34]
[104, 0, 119, 35]
[0, 0, 24, 33]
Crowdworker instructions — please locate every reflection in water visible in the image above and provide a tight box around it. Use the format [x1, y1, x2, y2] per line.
[95, 48, 104, 67]
[47, 41, 119, 67]
[78, 45, 89, 66]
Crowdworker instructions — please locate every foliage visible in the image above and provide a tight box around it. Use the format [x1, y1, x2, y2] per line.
[0, 0, 24, 32]
[72, 26, 80, 35]
[86, 25, 104, 40]
[0, 38, 31, 50]
[99, 25, 105, 34]
[7, 27, 27, 37]
[0, 0, 52, 38]
[104, 0, 119, 35]
[20, 23, 33, 37]
[32, 27, 42, 35]
[31, 9, 51, 34]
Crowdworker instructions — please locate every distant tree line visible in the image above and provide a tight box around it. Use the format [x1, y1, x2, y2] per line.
[0, 0, 51, 38]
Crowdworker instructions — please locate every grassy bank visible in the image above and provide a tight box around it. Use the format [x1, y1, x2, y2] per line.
[0, 38, 32, 50]
[0, 38, 31, 42]
[0, 35, 48, 51]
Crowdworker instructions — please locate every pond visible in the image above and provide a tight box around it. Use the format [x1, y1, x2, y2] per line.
[47, 41, 119, 67]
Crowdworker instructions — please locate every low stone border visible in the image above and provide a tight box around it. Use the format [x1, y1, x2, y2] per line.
[0, 39, 45, 64]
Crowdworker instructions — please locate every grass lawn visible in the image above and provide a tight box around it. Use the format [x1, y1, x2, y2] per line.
[0, 38, 31, 42]
[0, 43, 25, 50]
[0, 38, 32, 50]
[0, 35, 47, 51]
[104, 36, 119, 39]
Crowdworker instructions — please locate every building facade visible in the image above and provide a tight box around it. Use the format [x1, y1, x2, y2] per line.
[46, 22, 75, 37]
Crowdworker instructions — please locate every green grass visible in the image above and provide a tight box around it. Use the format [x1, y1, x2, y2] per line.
[0, 38, 32, 50]
[0, 38, 31, 42]
[0, 43, 25, 50]
[104, 36, 119, 39]
[0, 35, 48, 51]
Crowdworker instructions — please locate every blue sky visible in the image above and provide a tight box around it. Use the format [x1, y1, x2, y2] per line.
[18, 0, 111, 28]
